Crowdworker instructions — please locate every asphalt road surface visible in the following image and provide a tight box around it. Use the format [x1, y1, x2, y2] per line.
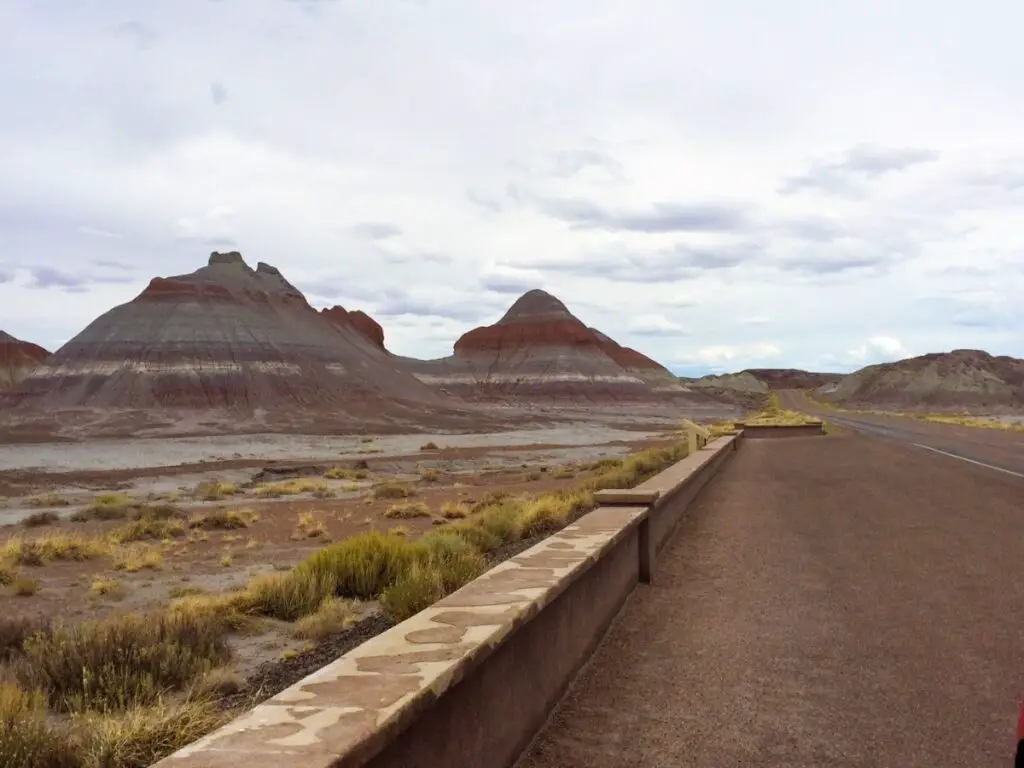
[778, 389, 1024, 478]
[517, 430, 1024, 767]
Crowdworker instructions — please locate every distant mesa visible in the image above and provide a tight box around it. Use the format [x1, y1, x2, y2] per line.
[0, 251, 447, 418]
[0, 331, 50, 389]
[403, 288, 700, 402]
[817, 349, 1024, 408]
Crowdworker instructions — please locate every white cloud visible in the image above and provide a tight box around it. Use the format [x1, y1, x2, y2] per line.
[628, 314, 686, 336]
[0, 0, 1023, 370]
[846, 336, 908, 364]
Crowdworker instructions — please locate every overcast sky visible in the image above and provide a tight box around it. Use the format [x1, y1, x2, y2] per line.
[2, 0, 1023, 376]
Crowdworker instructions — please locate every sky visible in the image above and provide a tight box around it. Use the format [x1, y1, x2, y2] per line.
[1, 0, 1023, 377]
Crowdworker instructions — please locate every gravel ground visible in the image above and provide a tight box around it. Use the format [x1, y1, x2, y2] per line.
[518, 433, 1024, 767]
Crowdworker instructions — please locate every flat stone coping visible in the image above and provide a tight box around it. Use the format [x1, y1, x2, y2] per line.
[592, 488, 661, 506]
[155, 435, 739, 768]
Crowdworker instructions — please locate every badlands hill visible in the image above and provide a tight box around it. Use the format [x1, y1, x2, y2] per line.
[0, 252, 454, 422]
[0, 331, 49, 389]
[400, 289, 697, 402]
[687, 368, 844, 394]
[0, 254, 743, 437]
[818, 349, 1024, 409]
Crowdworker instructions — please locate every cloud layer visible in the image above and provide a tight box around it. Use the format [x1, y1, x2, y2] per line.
[1, 0, 1023, 373]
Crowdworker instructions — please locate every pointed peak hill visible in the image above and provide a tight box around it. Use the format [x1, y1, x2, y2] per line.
[403, 288, 692, 401]
[2, 251, 446, 412]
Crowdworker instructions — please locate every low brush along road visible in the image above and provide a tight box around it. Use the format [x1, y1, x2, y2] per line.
[517, 399, 1024, 767]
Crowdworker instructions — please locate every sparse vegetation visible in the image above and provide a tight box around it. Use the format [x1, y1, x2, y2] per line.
[26, 494, 70, 509]
[292, 597, 360, 640]
[384, 501, 431, 519]
[0, 436, 693, 763]
[22, 511, 60, 528]
[254, 479, 328, 498]
[420, 467, 441, 482]
[193, 481, 241, 501]
[551, 466, 576, 479]
[12, 577, 39, 596]
[324, 466, 368, 480]
[419, 442, 439, 450]
[111, 544, 163, 573]
[292, 511, 328, 539]
[372, 482, 415, 500]
[187, 508, 259, 530]
[90, 578, 126, 600]
[440, 501, 469, 519]
[3, 533, 110, 566]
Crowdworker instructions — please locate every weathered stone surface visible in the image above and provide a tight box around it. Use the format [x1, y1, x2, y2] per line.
[818, 349, 1024, 408]
[401, 289, 672, 402]
[0, 253, 448, 412]
[0, 331, 49, 389]
[321, 306, 386, 352]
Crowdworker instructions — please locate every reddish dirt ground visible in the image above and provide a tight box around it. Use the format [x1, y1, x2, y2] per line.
[518, 432, 1024, 767]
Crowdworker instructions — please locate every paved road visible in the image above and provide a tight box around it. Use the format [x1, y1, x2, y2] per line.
[778, 389, 1024, 478]
[518, 432, 1024, 767]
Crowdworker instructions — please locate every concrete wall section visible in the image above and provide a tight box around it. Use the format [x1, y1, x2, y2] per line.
[738, 423, 824, 438]
[154, 434, 740, 768]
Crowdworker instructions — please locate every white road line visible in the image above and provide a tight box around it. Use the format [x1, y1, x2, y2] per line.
[912, 443, 1024, 479]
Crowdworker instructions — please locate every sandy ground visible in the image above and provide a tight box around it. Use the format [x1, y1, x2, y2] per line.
[0, 413, 691, 687]
[519, 433, 1024, 768]
[0, 423, 676, 474]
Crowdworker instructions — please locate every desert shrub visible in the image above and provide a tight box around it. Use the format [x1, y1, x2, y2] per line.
[26, 494, 70, 509]
[19, 610, 230, 713]
[193, 481, 240, 501]
[292, 597, 359, 640]
[324, 466, 368, 480]
[108, 517, 184, 544]
[0, 561, 15, 586]
[475, 502, 522, 545]
[12, 577, 39, 597]
[22, 511, 60, 528]
[3, 534, 109, 566]
[111, 545, 162, 573]
[0, 617, 48, 662]
[89, 578, 126, 600]
[237, 571, 336, 622]
[299, 532, 417, 600]
[419, 442, 439, 450]
[0, 682, 79, 768]
[440, 501, 469, 519]
[292, 511, 328, 539]
[73, 697, 231, 768]
[255, 479, 327, 498]
[187, 508, 258, 530]
[384, 501, 431, 519]
[372, 482, 415, 500]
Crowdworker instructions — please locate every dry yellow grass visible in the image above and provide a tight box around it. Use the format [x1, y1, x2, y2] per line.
[293, 511, 329, 539]
[89, 578, 126, 600]
[187, 508, 259, 530]
[194, 481, 241, 501]
[292, 597, 360, 640]
[324, 466, 369, 480]
[254, 478, 328, 498]
[440, 501, 470, 519]
[384, 501, 431, 519]
[12, 577, 39, 597]
[25, 493, 69, 509]
[372, 482, 416, 500]
[3, 533, 110, 566]
[111, 544, 163, 573]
